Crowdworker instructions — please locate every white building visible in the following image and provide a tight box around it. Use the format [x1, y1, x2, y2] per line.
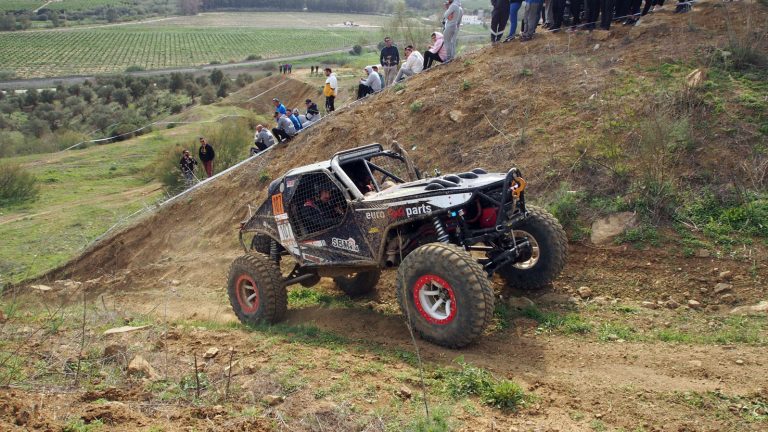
[461, 15, 483, 25]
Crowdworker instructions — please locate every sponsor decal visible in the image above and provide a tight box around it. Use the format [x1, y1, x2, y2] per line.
[365, 210, 386, 220]
[301, 240, 327, 247]
[272, 193, 285, 215]
[302, 253, 325, 264]
[331, 237, 361, 253]
[387, 203, 433, 219]
[286, 179, 296, 188]
[368, 227, 380, 234]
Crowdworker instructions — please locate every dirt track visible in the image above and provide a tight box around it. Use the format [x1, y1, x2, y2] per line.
[3, 2, 767, 431]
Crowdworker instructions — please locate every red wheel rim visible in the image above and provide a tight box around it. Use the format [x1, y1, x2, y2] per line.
[412, 274, 456, 325]
[235, 274, 259, 313]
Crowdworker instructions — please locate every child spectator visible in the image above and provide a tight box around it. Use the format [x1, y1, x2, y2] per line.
[395, 46, 424, 82]
[423, 32, 447, 69]
[323, 68, 337, 112]
[179, 149, 198, 187]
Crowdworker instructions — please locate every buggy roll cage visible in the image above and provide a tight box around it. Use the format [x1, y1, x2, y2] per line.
[331, 143, 415, 200]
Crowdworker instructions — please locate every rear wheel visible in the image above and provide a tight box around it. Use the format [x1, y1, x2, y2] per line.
[497, 205, 567, 290]
[333, 270, 381, 297]
[227, 253, 287, 325]
[396, 243, 494, 348]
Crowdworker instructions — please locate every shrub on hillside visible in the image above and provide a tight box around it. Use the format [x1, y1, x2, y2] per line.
[0, 164, 40, 207]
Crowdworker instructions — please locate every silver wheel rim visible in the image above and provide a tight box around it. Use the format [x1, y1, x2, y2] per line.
[512, 230, 540, 270]
[418, 280, 452, 321]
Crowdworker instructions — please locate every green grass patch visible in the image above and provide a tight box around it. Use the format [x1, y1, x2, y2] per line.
[519, 306, 593, 335]
[287, 287, 351, 308]
[434, 360, 530, 411]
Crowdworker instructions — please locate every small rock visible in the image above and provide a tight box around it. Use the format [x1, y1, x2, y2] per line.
[593, 43, 600, 51]
[397, 386, 413, 400]
[592, 30, 611, 41]
[713, 283, 732, 294]
[720, 294, 736, 304]
[262, 395, 285, 406]
[203, 347, 219, 359]
[29, 284, 53, 292]
[568, 296, 580, 304]
[507, 296, 535, 310]
[103, 325, 151, 335]
[592, 296, 610, 306]
[448, 110, 464, 123]
[665, 300, 680, 309]
[590, 212, 638, 245]
[735, 359, 745, 366]
[606, 334, 619, 342]
[500, 109, 510, 115]
[688, 360, 702, 367]
[695, 249, 710, 258]
[242, 362, 260, 374]
[127, 355, 159, 380]
[103, 344, 127, 363]
[730, 301, 768, 315]
[687, 300, 702, 310]
[577, 286, 593, 299]
[641, 301, 659, 310]
[395, 89, 405, 95]
[685, 69, 706, 88]
[170, 279, 180, 286]
[718, 271, 733, 282]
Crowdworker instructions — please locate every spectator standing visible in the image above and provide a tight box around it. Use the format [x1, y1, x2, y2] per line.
[323, 68, 337, 112]
[520, 0, 544, 41]
[443, 0, 462, 61]
[272, 112, 296, 143]
[551, 0, 567, 31]
[395, 45, 424, 82]
[423, 32, 447, 69]
[379, 37, 400, 87]
[179, 149, 198, 187]
[357, 66, 382, 99]
[569, 0, 584, 30]
[504, 0, 524, 41]
[279, 64, 283, 74]
[272, 98, 287, 115]
[252, 124, 275, 155]
[490, 0, 511, 43]
[600, 0, 616, 30]
[198, 137, 215, 178]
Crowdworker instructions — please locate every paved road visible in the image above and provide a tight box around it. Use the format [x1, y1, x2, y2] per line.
[0, 34, 486, 90]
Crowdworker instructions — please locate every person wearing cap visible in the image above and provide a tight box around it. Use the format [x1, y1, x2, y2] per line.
[198, 137, 215, 178]
[300, 99, 321, 126]
[357, 66, 382, 99]
[394, 45, 424, 83]
[272, 98, 287, 115]
[323, 68, 338, 112]
[272, 111, 296, 143]
[179, 149, 198, 187]
[379, 36, 400, 88]
[252, 124, 275, 155]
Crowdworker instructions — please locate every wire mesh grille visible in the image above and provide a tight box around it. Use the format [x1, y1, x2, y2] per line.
[367, 154, 412, 186]
[288, 173, 348, 237]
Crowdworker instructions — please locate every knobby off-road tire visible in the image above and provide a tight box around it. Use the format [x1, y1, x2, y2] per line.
[498, 205, 568, 290]
[396, 243, 494, 348]
[250, 235, 272, 255]
[227, 253, 287, 325]
[333, 270, 381, 297]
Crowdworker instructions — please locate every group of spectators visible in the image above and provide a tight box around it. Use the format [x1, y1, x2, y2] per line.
[279, 64, 293, 74]
[179, 137, 215, 187]
[490, 0, 688, 42]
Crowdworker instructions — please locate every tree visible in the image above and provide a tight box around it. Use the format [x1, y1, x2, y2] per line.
[40, 90, 56, 104]
[169, 72, 185, 93]
[209, 69, 224, 87]
[81, 88, 94, 103]
[0, 14, 16, 32]
[200, 87, 216, 105]
[24, 89, 39, 107]
[50, 11, 60, 28]
[113, 88, 130, 108]
[106, 8, 118, 23]
[97, 85, 115, 102]
[177, 0, 201, 15]
[216, 81, 230, 98]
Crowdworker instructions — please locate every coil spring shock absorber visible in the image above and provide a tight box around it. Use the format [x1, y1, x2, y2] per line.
[432, 217, 450, 243]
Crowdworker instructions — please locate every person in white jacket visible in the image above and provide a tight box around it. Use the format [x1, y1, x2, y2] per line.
[394, 46, 424, 83]
[357, 66, 382, 99]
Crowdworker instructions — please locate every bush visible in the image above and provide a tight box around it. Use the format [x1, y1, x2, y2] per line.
[125, 65, 145, 73]
[350, 44, 363, 55]
[409, 100, 423, 112]
[0, 163, 40, 207]
[485, 380, 526, 411]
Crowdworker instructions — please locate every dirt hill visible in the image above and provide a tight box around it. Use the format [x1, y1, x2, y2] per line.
[4, 2, 768, 431]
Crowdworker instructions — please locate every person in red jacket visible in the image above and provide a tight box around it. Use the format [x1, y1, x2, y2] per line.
[198, 137, 215, 178]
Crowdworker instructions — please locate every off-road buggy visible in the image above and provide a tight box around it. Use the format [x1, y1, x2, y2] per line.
[228, 143, 567, 348]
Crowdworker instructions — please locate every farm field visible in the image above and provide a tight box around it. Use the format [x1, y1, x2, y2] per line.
[0, 13, 378, 78]
[0, 0, 139, 12]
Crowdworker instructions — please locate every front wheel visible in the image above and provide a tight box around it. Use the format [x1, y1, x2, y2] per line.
[333, 270, 381, 297]
[396, 243, 494, 348]
[227, 253, 287, 325]
[497, 205, 568, 290]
